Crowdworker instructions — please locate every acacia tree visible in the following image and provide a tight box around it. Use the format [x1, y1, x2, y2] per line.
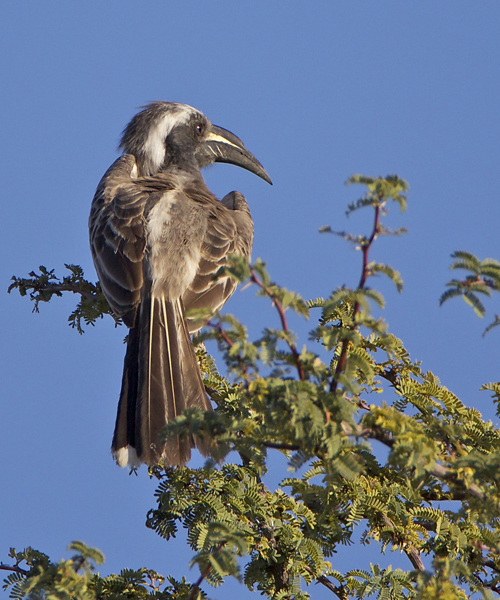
[4, 175, 500, 600]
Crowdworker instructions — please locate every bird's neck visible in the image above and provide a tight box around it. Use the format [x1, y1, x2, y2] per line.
[152, 162, 211, 196]
[162, 149, 200, 176]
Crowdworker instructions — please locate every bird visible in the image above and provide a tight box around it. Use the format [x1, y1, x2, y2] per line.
[89, 102, 271, 468]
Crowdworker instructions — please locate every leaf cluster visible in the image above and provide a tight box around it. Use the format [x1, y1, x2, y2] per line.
[8, 264, 121, 333]
[2, 543, 201, 600]
[441, 251, 500, 335]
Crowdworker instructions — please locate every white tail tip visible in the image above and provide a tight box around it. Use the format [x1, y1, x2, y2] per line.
[114, 446, 142, 469]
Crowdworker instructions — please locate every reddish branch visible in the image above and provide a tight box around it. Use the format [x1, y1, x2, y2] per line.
[331, 203, 381, 392]
[187, 543, 225, 600]
[208, 319, 235, 350]
[460, 276, 497, 289]
[249, 269, 306, 381]
[0, 563, 29, 575]
[206, 319, 250, 381]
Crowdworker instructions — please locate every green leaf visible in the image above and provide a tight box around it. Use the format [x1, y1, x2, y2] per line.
[367, 262, 404, 292]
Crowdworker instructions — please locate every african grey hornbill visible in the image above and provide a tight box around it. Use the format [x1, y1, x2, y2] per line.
[89, 102, 271, 468]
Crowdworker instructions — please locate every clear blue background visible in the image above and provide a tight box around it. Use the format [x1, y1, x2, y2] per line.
[1, 2, 499, 597]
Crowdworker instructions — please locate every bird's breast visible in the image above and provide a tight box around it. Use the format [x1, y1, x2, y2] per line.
[146, 190, 207, 299]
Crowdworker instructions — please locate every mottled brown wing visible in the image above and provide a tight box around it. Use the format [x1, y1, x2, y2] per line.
[183, 191, 254, 333]
[89, 155, 173, 327]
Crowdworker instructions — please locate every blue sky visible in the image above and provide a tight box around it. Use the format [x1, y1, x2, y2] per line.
[1, 2, 500, 598]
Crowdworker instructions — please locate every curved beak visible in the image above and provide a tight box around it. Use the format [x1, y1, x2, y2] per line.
[199, 125, 272, 185]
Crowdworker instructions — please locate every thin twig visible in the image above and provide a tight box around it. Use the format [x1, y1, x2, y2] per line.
[331, 204, 381, 392]
[380, 515, 425, 572]
[342, 421, 485, 499]
[476, 573, 500, 597]
[187, 544, 225, 600]
[315, 574, 348, 599]
[249, 269, 305, 381]
[37, 282, 97, 300]
[0, 563, 29, 575]
[209, 320, 233, 349]
[188, 564, 212, 600]
[262, 441, 301, 451]
[206, 319, 250, 381]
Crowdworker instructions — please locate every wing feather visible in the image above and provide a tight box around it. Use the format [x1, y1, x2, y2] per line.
[89, 155, 176, 326]
[183, 191, 254, 332]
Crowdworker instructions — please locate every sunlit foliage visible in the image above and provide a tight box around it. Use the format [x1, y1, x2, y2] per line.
[4, 175, 500, 599]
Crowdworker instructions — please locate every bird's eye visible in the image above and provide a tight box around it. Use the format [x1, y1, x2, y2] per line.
[195, 123, 204, 135]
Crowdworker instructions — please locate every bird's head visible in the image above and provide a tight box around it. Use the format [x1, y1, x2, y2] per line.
[119, 102, 271, 183]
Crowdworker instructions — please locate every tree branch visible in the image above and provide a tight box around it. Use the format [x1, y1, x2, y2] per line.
[0, 563, 29, 575]
[315, 574, 348, 599]
[34, 282, 96, 301]
[262, 441, 301, 451]
[331, 204, 381, 392]
[187, 543, 225, 600]
[206, 319, 251, 382]
[380, 515, 425, 572]
[341, 422, 485, 499]
[249, 269, 305, 381]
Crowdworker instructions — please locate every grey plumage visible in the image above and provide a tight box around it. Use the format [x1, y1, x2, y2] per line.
[89, 102, 270, 467]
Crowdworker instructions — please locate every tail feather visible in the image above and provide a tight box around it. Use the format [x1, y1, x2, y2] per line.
[112, 294, 211, 467]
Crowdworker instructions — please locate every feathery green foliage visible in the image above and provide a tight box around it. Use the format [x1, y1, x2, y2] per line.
[441, 251, 500, 335]
[5, 174, 500, 599]
[8, 264, 122, 333]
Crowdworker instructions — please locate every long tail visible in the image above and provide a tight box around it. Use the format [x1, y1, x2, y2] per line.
[112, 294, 211, 467]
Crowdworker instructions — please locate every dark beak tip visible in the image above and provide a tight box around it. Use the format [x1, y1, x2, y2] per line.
[256, 163, 272, 185]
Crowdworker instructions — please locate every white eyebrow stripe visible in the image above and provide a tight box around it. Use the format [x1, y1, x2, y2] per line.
[143, 106, 199, 172]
